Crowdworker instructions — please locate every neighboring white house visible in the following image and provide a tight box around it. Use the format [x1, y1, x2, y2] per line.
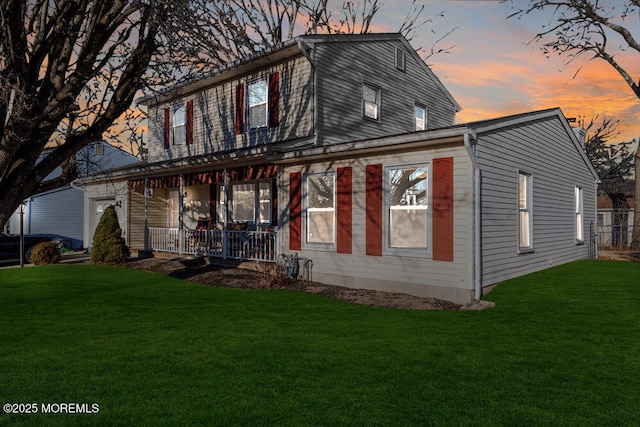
[4, 141, 140, 249]
[83, 34, 599, 303]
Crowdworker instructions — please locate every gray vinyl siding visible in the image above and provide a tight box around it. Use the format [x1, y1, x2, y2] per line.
[147, 56, 313, 163]
[279, 145, 475, 303]
[313, 40, 457, 146]
[475, 116, 597, 286]
[28, 186, 84, 247]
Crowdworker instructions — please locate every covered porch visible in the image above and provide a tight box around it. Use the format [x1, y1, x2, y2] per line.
[128, 164, 279, 262]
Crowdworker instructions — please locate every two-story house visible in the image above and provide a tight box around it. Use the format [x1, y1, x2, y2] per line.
[85, 33, 599, 304]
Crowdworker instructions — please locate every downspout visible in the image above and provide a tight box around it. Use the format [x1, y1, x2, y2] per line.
[464, 130, 483, 302]
[298, 39, 318, 146]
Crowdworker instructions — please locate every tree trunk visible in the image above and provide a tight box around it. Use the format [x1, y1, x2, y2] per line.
[609, 193, 630, 248]
[631, 149, 640, 250]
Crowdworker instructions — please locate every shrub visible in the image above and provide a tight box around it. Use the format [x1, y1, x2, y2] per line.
[29, 241, 62, 265]
[91, 205, 130, 264]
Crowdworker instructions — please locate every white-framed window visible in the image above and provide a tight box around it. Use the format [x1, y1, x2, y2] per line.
[304, 173, 335, 246]
[248, 77, 268, 129]
[518, 172, 533, 252]
[395, 47, 406, 71]
[172, 103, 187, 146]
[575, 186, 584, 244]
[231, 183, 256, 222]
[414, 104, 427, 131]
[225, 180, 272, 224]
[362, 83, 380, 121]
[259, 182, 272, 224]
[386, 165, 429, 251]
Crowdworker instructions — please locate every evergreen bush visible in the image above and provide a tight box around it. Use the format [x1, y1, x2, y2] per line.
[30, 241, 62, 265]
[91, 205, 130, 264]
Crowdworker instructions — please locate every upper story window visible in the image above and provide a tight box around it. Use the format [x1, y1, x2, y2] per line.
[387, 165, 429, 250]
[235, 72, 280, 135]
[172, 104, 187, 146]
[248, 78, 268, 129]
[415, 105, 427, 131]
[518, 172, 533, 252]
[94, 142, 104, 155]
[163, 100, 193, 149]
[363, 83, 381, 121]
[575, 186, 584, 244]
[305, 173, 335, 246]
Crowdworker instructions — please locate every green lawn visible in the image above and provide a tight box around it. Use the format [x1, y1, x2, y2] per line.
[0, 260, 639, 426]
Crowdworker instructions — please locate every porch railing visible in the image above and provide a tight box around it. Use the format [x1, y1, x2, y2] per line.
[147, 227, 277, 262]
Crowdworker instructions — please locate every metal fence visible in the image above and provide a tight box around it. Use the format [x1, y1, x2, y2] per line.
[597, 210, 636, 250]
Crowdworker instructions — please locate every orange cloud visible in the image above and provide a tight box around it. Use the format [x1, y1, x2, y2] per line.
[433, 49, 640, 142]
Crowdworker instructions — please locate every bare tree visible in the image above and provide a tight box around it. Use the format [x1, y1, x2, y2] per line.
[632, 148, 640, 250]
[581, 116, 636, 247]
[168, 0, 453, 75]
[0, 0, 172, 228]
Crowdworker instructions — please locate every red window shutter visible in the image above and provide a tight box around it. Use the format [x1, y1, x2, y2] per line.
[366, 164, 383, 256]
[164, 107, 171, 149]
[268, 72, 280, 127]
[235, 83, 244, 135]
[186, 100, 194, 145]
[289, 172, 302, 250]
[433, 157, 454, 261]
[336, 167, 352, 254]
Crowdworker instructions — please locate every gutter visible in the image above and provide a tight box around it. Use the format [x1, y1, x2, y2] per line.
[464, 130, 483, 302]
[70, 179, 85, 192]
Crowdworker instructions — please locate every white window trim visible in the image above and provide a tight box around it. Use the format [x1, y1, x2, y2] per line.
[247, 76, 269, 130]
[226, 180, 273, 225]
[414, 104, 427, 131]
[383, 163, 432, 258]
[258, 181, 273, 225]
[172, 103, 187, 146]
[362, 82, 381, 122]
[575, 186, 584, 244]
[303, 172, 336, 250]
[518, 171, 534, 253]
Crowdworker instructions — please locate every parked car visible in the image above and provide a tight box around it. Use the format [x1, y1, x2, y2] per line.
[0, 233, 63, 263]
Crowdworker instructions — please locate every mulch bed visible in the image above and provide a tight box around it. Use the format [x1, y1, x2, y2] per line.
[119, 256, 477, 311]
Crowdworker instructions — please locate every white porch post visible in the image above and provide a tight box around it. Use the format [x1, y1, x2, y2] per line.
[143, 178, 149, 251]
[222, 168, 228, 260]
[179, 174, 185, 255]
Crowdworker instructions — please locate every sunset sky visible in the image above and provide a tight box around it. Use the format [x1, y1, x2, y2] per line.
[372, 0, 640, 144]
